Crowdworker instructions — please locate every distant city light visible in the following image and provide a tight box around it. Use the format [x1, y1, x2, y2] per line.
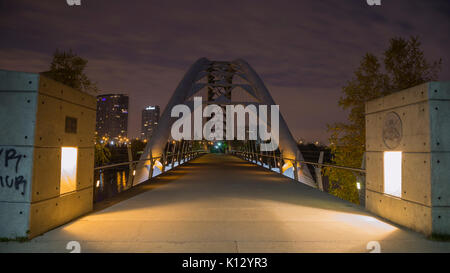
[146, 106, 156, 110]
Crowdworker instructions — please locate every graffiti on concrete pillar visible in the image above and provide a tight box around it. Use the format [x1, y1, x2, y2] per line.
[0, 148, 28, 195]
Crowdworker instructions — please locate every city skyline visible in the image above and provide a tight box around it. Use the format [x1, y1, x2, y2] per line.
[1, 0, 450, 255]
[1, 1, 449, 143]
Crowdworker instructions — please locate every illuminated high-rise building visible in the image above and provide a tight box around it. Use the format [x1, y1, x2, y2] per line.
[96, 94, 129, 141]
[141, 105, 160, 140]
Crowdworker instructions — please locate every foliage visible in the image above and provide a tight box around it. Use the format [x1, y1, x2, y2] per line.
[42, 49, 98, 94]
[131, 139, 147, 160]
[326, 36, 441, 204]
[95, 139, 111, 166]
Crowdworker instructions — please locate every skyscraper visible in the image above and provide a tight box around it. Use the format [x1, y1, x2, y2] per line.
[96, 94, 129, 141]
[141, 105, 160, 140]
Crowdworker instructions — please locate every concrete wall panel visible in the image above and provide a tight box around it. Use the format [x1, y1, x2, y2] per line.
[29, 187, 93, 238]
[402, 152, 431, 206]
[0, 202, 30, 238]
[429, 82, 450, 100]
[0, 70, 39, 92]
[38, 76, 96, 110]
[0, 92, 37, 146]
[77, 147, 94, 190]
[31, 147, 60, 202]
[60, 101, 96, 148]
[0, 146, 33, 202]
[432, 153, 450, 207]
[429, 100, 450, 152]
[366, 83, 428, 114]
[366, 102, 431, 153]
[366, 190, 431, 235]
[365, 113, 383, 151]
[365, 151, 383, 193]
[432, 207, 450, 236]
[34, 94, 63, 147]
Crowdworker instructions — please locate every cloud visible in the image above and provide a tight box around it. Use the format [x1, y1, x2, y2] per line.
[0, 0, 448, 142]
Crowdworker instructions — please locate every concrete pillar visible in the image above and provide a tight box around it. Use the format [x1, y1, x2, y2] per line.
[0, 70, 96, 239]
[365, 82, 450, 236]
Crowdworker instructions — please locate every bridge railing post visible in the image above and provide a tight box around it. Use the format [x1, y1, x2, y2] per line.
[272, 149, 276, 171]
[249, 141, 252, 161]
[279, 151, 283, 174]
[187, 141, 192, 161]
[253, 141, 257, 163]
[127, 143, 134, 187]
[315, 151, 325, 191]
[177, 140, 184, 165]
[171, 141, 177, 168]
[259, 144, 264, 167]
[180, 141, 185, 162]
[294, 159, 299, 181]
[161, 141, 169, 172]
[249, 141, 253, 162]
[186, 141, 189, 161]
[148, 152, 154, 180]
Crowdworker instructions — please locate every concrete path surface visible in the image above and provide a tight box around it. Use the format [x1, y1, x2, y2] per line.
[1, 154, 450, 253]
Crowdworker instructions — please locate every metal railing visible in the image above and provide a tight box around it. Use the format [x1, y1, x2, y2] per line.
[230, 150, 365, 173]
[92, 142, 366, 205]
[93, 145, 206, 203]
[230, 149, 366, 205]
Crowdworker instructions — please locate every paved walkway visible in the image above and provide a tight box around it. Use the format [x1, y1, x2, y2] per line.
[1, 154, 450, 253]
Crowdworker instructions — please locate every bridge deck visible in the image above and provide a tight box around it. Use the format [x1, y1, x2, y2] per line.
[2, 154, 450, 253]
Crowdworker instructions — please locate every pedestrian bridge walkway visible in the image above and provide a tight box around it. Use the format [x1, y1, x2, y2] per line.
[1, 154, 450, 253]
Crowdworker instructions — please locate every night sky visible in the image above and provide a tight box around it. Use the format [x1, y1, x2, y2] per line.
[1, 0, 449, 143]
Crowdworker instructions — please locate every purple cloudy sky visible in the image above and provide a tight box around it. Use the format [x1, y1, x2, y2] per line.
[0, 0, 449, 142]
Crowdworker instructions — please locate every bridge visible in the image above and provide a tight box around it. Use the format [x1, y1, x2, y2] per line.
[2, 153, 450, 253]
[0, 59, 449, 252]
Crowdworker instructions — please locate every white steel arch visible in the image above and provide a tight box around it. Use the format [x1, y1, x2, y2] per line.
[134, 58, 316, 187]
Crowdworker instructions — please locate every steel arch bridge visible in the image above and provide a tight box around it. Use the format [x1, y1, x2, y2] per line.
[133, 58, 316, 187]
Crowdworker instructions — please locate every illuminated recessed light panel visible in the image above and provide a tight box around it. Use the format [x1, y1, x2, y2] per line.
[60, 147, 78, 194]
[383, 151, 402, 198]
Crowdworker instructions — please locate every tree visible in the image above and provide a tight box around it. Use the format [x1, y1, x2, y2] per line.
[130, 139, 146, 161]
[95, 137, 111, 167]
[42, 49, 98, 94]
[326, 36, 441, 204]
